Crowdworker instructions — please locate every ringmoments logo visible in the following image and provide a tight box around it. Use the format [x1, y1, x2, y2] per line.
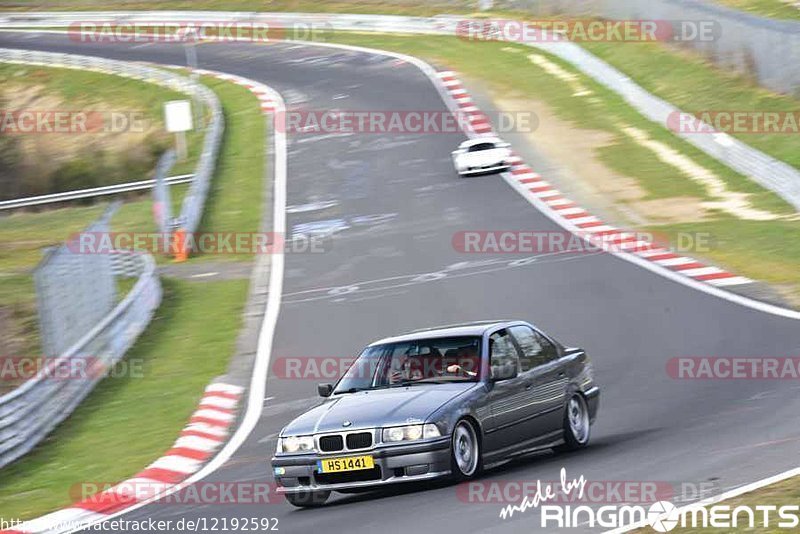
[539, 499, 800, 531]
[498, 469, 798, 531]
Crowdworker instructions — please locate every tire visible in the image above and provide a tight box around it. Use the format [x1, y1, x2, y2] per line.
[450, 419, 481, 480]
[556, 394, 591, 452]
[283, 490, 330, 508]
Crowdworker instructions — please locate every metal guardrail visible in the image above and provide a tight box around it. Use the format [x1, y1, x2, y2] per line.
[0, 174, 193, 211]
[524, 37, 800, 212]
[0, 212, 162, 469]
[500, 0, 800, 96]
[0, 12, 796, 211]
[0, 47, 224, 244]
[0, 49, 224, 468]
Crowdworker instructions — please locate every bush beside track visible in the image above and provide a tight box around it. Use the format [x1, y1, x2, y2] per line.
[0, 64, 204, 199]
[0, 74, 265, 520]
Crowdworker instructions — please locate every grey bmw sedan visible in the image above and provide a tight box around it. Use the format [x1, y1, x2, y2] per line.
[271, 320, 600, 507]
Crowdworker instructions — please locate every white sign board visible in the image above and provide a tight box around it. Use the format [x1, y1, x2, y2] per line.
[164, 100, 193, 133]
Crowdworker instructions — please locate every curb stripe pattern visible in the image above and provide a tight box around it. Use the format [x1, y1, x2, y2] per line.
[3, 383, 243, 534]
[436, 70, 752, 289]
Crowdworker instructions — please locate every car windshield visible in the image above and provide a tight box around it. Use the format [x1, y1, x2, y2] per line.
[467, 143, 497, 152]
[333, 336, 483, 394]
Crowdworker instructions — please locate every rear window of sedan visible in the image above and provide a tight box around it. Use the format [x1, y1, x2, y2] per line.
[467, 143, 497, 152]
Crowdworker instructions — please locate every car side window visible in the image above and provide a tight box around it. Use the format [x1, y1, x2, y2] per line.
[489, 330, 519, 378]
[509, 325, 559, 371]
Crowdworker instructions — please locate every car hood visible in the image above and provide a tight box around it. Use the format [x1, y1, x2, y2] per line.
[282, 383, 477, 435]
[457, 148, 509, 167]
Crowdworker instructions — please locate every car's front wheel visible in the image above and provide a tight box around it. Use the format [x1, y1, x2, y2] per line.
[450, 419, 481, 480]
[556, 394, 591, 452]
[283, 490, 330, 508]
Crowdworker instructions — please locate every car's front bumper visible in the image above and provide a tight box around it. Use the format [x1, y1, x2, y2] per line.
[458, 163, 511, 176]
[271, 437, 451, 493]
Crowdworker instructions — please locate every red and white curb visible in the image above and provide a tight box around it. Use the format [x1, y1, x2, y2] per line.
[194, 68, 280, 113]
[2, 383, 243, 534]
[436, 70, 751, 288]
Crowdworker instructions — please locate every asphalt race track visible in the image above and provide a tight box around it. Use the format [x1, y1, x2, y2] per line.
[3, 31, 800, 533]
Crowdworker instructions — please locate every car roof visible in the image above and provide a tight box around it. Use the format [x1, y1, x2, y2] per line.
[458, 137, 502, 148]
[368, 320, 525, 346]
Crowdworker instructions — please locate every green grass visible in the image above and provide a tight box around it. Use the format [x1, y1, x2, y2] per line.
[0, 73, 265, 520]
[0, 62, 202, 365]
[0, 277, 249, 520]
[0, 0, 476, 15]
[715, 0, 800, 20]
[3, 0, 799, 20]
[580, 40, 800, 169]
[646, 218, 800, 291]
[0, 70, 263, 348]
[0, 63, 205, 195]
[633, 475, 800, 533]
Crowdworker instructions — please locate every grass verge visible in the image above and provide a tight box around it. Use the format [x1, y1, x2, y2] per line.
[633, 475, 800, 533]
[0, 278, 248, 519]
[0, 0, 476, 15]
[0, 73, 265, 519]
[0, 63, 205, 198]
[714, 0, 800, 21]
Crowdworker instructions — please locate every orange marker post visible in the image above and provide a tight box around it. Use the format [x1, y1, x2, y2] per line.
[173, 228, 189, 262]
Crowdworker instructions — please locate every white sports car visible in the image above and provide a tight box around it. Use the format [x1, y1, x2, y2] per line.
[451, 137, 512, 177]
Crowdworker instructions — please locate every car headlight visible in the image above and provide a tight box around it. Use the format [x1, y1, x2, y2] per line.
[277, 435, 315, 453]
[382, 423, 441, 443]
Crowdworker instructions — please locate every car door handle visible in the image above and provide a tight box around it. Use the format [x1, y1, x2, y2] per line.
[524, 381, 533, 390]
[557, 372, 566, 378]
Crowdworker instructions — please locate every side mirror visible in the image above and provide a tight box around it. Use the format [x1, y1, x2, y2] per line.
[490, 362, 517, 381]
[318, 383, 333, 397]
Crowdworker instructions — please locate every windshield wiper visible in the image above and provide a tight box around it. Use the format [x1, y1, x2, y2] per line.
[388, 379, 448, 387]
[335, 387, 369, 394]
[336, 384, 394, 394]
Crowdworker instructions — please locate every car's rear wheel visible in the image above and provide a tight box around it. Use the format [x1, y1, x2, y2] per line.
[556, 394, 591, 452]
[450, 419, 481, 480]
[283, 490, 330, 508]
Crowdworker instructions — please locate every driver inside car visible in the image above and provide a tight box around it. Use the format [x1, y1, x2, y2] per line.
[446, 345, 480, 377]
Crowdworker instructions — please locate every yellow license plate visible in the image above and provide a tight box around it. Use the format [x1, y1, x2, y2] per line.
[317, 455, 374, 473]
